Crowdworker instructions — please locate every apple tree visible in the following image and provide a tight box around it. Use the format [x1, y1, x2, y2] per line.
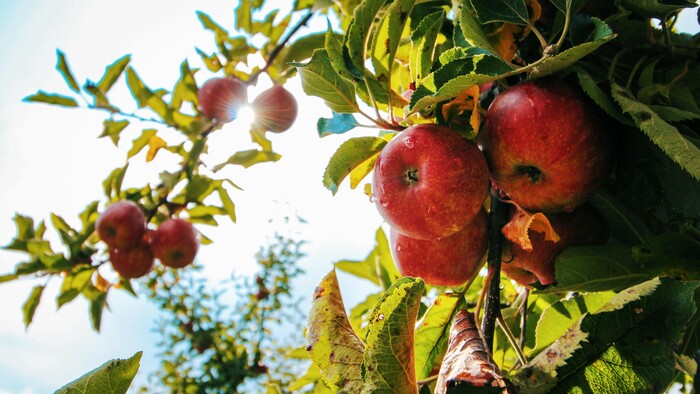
[4, 0, 700, 392]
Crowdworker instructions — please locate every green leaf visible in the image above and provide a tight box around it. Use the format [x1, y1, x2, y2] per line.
[125, 67, 152, 108]
[612, 83, 700, 181]
[470, 0, 530, 25]
[631, 233, 700, 280]
[195, 48, 222, 72]
[235, 0, 253, 33]
[97, 55, 131, 94]
[56, 50, 80, 93]
[349, 292, 382, 335]
[589, 190, 652, 245]
[548, 245, 650, 293]
[335, 227, 398, 288]
[549, 0, 588, 14]
[23, 91, 78, 107]
[370, 0, 415, 89]
[294, 49, 359, 113]
[530, 18, 616, 79]
[619, 0, 697, 19]
[127, 129, 157, 158]
[171, 61, 198, 109]
[322, 136, 387, 195]
[649, 105, 700, 122]
[89, 291, 108, 332]
[102, 164, 128, 199]
[317, 112, 361, 137]
[414, 293, 464, 380]
[84, 82, 113, 110]
[455, 1, 498, 54]
[325, 24, 355, 81]
[212, 149, 282, 171]
[0, 274, 19, 283]
[54, 351, 142, 394]
[278, 32, 327, 66]
[575, 68, 632, 125]
[217, 185, 237, 223]
[345, 0, 390, 76]
[361, 276, 424, 394]
[306, 270, 365, 392]
[22, 285, 45, 329]
[99, 119, 129, 146]
[410, 10, 445, 84]
[516, 278, 700, 393]
[533, 291, 615, 354]
[57, 268, 95, 308]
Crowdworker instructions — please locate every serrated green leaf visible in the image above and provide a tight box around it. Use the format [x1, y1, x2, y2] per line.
[56, 50, 80, 93]
[470, 0, 530, 25]
[325, 24, 355, 81]
[97, 55, 131, 94]
[345, 0, 390, 76]
[516, 278, 700, 393]
[575, 68, 632, 125]
[23, 91, 78, 107]
[370, 0, 415, 90]
[454, 0, 498, 54]
[57, 268, 96, 309]
[306, 270, 365, 392]
[212, 149, 281, 171]
[23, 285, 45, 329]
[322, 136, 387, 195]
[547, 245, 650, 293]
[89, 291, 108, 332]
[612, 82, 700, 181]
[530, 18, 616, 79]
[55, 351, 142, 394]
[361, 276, 424, 394]
[294, 49, 359, 113]
[414, 293, 464, 380]
[649, 105, 700, 122]
[99, 119, 129, 146]
[589, 190, 652, 245]
[127, 129, 157, 159]
[317, 112, 361, 137]
[410, 10, 445, 84]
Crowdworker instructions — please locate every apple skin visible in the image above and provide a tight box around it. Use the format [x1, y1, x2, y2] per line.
[109, 243, 155, 279]
[96, 201, 147, 250]
[390, 210, 488, 287]
[481, 79, 613, 213]
[372, 124, 490, 240]
[197, 77, 248, 122]
[502, 204, 608, 286]
[251, 85, 298, 133]
[150, 218, 199, 268]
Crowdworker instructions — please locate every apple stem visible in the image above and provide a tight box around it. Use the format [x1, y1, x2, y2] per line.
[481, 193, 509, 351]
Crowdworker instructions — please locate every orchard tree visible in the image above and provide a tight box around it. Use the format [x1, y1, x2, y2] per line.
[4, 0, 700, 393]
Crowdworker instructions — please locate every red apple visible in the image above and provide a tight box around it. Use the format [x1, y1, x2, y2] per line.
[150, 218, 199, 268]
[197, 77, 248, 122]
[96, 201, 147, 249]
[251, 85, 298, 133]
[481, 79, 613, 213]
[109, 242, 155, 279]
[390, 210, 488, 287]
[502, 204, 608, 286]
[372, 124, 489, 240]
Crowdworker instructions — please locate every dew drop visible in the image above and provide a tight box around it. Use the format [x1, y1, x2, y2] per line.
[377, 313, 385, 321]
[396, 244, 402, 252]
[499, 283, 505, 289]
[404, 137, 414, 148]
[380, 199, 390, 208]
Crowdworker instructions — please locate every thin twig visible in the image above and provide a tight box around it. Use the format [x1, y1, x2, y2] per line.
[481, 194, 509, 351]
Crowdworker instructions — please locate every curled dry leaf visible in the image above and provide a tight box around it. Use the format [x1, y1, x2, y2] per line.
[502, 202, 560, 251]
[435, 310, 514, 394]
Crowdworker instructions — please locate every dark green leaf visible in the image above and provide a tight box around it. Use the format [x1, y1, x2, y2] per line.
[470, 0, 530, 25]
[410, 10, 445, 84]
[212, 149, 282, 171]
[56, 50, 80, 93]
[575, 68, 632, 125]
[455, 2, 498, 54]
[549, 0, 588, 14]
[99, 119, 129, 146]
[322, 136, 387, 195]
[97, 55, 131, 94]
[22, 285, 45, 329]
[589, 190, 652, 245]
[619, 0, 697, 19]
[632, 233, 700, 280]
[294, 49, 359, 113]
[23, 91, 78, 107]
[345, 0, 390, 75]
[317, 112, 361, 137]
[54, 351, 142, 394]
[89, 291, 108, 332]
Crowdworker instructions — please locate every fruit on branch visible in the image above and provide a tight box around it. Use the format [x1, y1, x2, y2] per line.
[480, 78, 613, 213]
[109, 242, 155, 279]
[372, 124, 490, 240]
[251, 85, 298, 132]
[501, 204, 608, 286]
[96, 201, 147, 249]
[149, 218, 199, 268]
[390, 210, 488, 287]
[197, 77, 248, 122]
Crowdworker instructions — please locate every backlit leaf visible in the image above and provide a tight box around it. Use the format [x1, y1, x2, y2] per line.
[322, 136, 387, 195]
[127, 129, 157, 159]
[99, 119, 129, 146]
[370, 0, 415, 90]
[97, 55, 131, 94]
[410, 10, 445, 84]
[335, 227, 398, 288]
[217, 185, 237, 223]
[23, 285, 45, 329]
[57, 268, 96, 308]
[146, 134, 167, 162]
[414, 293, 464, 380]
[212, 149, 281, 171]
[54, 351, 142, 394]
[56, 50, 80, 93]
[294, 49, 359, 113]
[24, 91, 78, 107]
[345, 0, 390, 76]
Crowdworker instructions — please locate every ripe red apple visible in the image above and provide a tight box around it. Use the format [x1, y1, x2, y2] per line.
[150, 218, 199, 268]
[390, 210, 488, 287]
[502, 204, 608, 286]
[96, 201, 147, 249]
[372, 124, 489, 240]
[109, 243, 155, 279]
[481, 79, 613, 213]
[197, 77, 248, 122]
[251, 85, 298, 133]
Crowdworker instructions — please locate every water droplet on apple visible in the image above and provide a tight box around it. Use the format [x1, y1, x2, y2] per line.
[395, 244, 402, 252]
[404, 137, 414, 148]
[380, 199, 390, 208]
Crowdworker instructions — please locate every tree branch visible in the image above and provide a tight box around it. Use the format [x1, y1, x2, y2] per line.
[481, 193, 509, 351]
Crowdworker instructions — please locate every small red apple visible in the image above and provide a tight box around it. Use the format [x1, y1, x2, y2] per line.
[109, 243, 155, 279]
[502, 204, 608, 286]
[150, 218, 199, 268]
[197, 77, 248, 122]
[251, 85, 298, 133]
[481, 78, 613, 213]
[96, 201, 147, 249]
[390, 210, 488, 287]
[372, 124, 489, 240]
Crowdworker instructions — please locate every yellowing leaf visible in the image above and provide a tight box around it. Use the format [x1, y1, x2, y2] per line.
[146, 135, 167, 162]
[502, 203, 560, 251]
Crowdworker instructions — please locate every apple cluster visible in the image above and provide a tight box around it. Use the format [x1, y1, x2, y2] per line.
[373, 78, 613, 287]
[96, 201, 200, 278]
[197, 77, 298, 133]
